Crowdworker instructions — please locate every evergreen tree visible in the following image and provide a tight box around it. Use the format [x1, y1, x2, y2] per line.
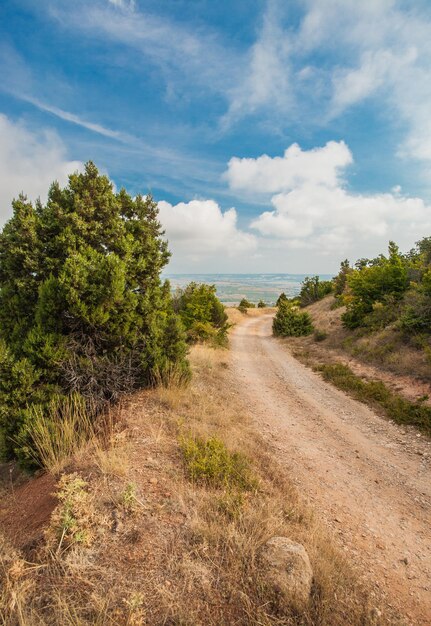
[276, 292, 288, 306]
[173, 282, 229, 345]
[0, 162, 189, 463]
[272, 301, 313, 337]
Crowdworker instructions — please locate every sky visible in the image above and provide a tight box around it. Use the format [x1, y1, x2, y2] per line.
[1, 0, 431, 273]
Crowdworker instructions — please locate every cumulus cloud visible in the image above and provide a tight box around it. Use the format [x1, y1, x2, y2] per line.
[158, 199, 257, 262]
[225, 141, 431, 254]
[0, 114, 83, 224]
[226, 141, 352, 193]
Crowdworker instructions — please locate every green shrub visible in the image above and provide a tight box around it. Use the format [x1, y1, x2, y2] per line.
[342, 242, 408, 329]
[272, 302, 314, 337]
[399, 276, 431, 333]
[173, 282, 228, 346]
[318, 363, 431, 435]
[180, 436, 257, 491]
[333, 259, 352, 296]
[0, 162, 189, 464]
[276, 292, 288, 306]
[257, 300, 266, 308]
[238, 298, 255, 313]
[330, 295, 346, 310]
[313, 329, 327, 342]
[300, 276, 333, 307]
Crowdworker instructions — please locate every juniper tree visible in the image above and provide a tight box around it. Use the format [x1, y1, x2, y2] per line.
[0, 162, 188, 463]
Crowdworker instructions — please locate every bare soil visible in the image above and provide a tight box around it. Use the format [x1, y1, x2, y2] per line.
[230, 314, 431, 626]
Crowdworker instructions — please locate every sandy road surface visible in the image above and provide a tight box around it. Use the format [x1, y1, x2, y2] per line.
[231, 314, 431, 625]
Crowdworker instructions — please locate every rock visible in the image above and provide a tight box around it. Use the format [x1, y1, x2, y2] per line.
[370, 607, 383, 622]
[260, 536, 313, 609]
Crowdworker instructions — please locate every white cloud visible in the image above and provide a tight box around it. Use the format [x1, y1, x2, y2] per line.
[158, 199, 257, 262]
[299, 1, 431, 163]
[52, 1, 238, 100]
[0, 114, 83, 224]
[20, 95, 128, 141]
[221, 4, 293, 127]
[225, 141, 352, 193]
[107, 0, 135, 8]
[225, 141, 431, 255]
[252, 185, 429, 244]
[331, 47, 417, 114]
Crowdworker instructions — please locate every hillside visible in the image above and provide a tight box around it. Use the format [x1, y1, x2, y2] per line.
[293, 295, 431, 405]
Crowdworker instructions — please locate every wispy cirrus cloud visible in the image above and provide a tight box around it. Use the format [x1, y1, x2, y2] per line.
[18, 94, 128, 141]
[221, 2, 293, 129]
[297, 0, 431, 163]
[48, 0, 240, 99]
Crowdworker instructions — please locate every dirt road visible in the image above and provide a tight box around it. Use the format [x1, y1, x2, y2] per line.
[231, 314, 431, 625]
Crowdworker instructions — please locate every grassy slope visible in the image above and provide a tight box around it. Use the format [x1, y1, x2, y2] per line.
[0, 324, 390, 625]
[287, 296, 431, 434]
[305, 296, 431, 383]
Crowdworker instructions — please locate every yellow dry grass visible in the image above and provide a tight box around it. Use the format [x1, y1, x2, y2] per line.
[226, 306, 276, 326]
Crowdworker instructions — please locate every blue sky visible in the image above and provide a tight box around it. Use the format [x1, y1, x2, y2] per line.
[1, 0, 431, 273]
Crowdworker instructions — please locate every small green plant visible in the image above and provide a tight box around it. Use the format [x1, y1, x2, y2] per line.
[46, 473, 95, 552]
[121, 482, 142, 513]
[238, 298, 255, 314]
[313, 329, 327, 342]
[317, 363, 431, 435]
[180, 436, 257, 491]
[273, 302, 313, 337]
[257, 300, 266, 308]
[216, 490, 245, 519]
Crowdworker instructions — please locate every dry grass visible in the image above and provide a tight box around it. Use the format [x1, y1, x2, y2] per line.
[27, 394, 98, 473]
[226, 306, 276, 327]
[302, 295, 431, 383]
[0, 342, 394, 626]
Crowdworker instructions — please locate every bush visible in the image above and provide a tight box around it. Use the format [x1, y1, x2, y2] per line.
[300, 276, 333, 307]
[318, 363, 431, 435]
[276, 292, 288, 306]
[313, 329, 327, 342]
[180, 436, 257, 491]
[399, 274, 431, 333]
[0, 162, 189, 464]
[272, 302, 314, 337]
[173, 282, 229, 346]
[342, 242, 408, 329]
[257, 300, 266, 308]
[238, 298, 255, 314]
[333, 259, 352, 296]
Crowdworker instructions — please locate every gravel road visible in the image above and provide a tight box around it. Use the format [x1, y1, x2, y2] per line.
[231, 314, 431, 625]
